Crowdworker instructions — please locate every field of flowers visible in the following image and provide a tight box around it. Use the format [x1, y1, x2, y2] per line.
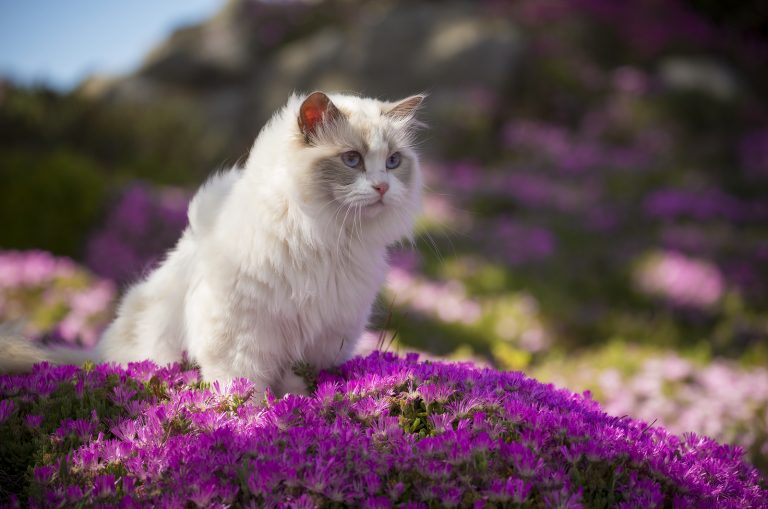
[1, 353, 766, 507]
[1, 0, 768, 504]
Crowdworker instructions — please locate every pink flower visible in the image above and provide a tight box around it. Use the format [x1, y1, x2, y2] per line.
[386, 268, 482, 325]
[634, 250, 724, 308]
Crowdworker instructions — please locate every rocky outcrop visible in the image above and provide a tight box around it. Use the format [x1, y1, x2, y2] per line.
[79, 0, 525, 159]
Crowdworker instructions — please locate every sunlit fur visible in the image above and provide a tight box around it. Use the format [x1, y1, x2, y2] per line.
[96, 92, 424, 395]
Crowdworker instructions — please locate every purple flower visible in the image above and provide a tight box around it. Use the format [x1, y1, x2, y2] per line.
[85, 183, 189, 284]
[33, 465, 56, 484]
[363, 496, 392, 509]
[284, 494, 318, 509]
[109, 386, 137, 407]
[543, 487, 583, 509]
[0, 399, 15, 424]
[24, 414, 44, 429]
[486, 477, 532, 503]
[91, 474, 116, 498]
[644, 188, 768, 223]
[53, 418, 97, 441]
[417, 383, 454, 405]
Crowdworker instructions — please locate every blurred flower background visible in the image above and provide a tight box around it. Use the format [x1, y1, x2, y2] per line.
[1, 0, 767, 473]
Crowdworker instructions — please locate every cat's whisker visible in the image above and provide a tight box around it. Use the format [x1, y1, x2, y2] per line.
[392, 208, 419, 251]
[336, 204, 354, 258]
[421, 229, 445, 265]
[351, 206, 359, 246]
[430, 220, 461, 259]
[329, 202, 346, 227]
[316, 198, 341, 217]
[355, 206, 364, 245]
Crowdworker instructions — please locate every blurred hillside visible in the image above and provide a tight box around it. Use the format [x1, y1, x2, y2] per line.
[1, 0, 768, 471]
[80, 0, 526, 162]
[80, 0, 768, 161]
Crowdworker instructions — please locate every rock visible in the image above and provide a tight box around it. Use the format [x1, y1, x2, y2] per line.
[78, 0, 525, 159]
[658, 57, 740, 100]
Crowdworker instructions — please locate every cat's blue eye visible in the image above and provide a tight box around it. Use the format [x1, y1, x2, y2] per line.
[341, 151, 362, 168]
[386, 152, 402, 170]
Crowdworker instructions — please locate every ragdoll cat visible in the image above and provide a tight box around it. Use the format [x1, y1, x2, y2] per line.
[0, 91, 424, 396]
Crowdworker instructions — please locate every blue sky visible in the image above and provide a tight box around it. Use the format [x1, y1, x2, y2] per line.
[0, 0, 224, 90]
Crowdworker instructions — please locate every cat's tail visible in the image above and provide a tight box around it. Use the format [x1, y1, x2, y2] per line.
[0, 324, 99, 374]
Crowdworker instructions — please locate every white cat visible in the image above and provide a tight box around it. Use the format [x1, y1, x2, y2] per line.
[1, 92, 424, 396]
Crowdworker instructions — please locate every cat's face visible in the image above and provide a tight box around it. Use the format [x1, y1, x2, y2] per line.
[299, 92, 423, 226]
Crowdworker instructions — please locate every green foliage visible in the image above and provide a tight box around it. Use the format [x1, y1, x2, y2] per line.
[392, 394, 434, 438]
[0, 150, 107, 256]
[293, 362, 320, 394]
[0, 85, 225, 185]
[0, 85, 230, 256]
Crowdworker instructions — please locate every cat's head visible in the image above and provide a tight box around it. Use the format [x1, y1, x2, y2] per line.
[294, 91, 425, 243]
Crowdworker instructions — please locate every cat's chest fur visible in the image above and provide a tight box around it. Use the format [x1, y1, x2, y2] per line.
[226, 241, 385, 325]
[196, 188, 387, 351]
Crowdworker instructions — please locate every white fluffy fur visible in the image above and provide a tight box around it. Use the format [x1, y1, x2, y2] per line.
[95, 93, 423, 395]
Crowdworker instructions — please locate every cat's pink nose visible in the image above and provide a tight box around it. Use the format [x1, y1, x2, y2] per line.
[372, 182, 389, 196]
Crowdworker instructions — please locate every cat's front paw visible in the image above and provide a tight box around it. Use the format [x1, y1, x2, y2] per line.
[275, 370, 311, 397]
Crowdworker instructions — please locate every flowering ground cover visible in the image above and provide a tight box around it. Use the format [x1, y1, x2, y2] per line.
[1, 352, 766, 508]
[534, 343, 768, 475]
[0, 251, 115, 347]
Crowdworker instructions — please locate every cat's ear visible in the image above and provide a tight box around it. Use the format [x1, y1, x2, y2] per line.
[298, 91, 341, 142]
[385, 94, 426, 119]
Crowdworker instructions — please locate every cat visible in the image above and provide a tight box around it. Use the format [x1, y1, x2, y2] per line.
[0, 91, 425, 397]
